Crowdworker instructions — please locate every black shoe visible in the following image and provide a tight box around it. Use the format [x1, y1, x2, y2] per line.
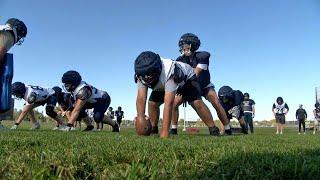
[209, 126, 220, 136]
[83, 125, 94, 131]
[170, 128, 178, 135]
[112, 123, 120, 132]
[224, 129, 232, 135]
[151, 126, 158, 134]
[241, 124, 248, 134]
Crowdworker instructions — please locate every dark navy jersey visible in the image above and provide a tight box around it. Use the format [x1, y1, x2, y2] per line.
[176, 51, 211, 89]
[219, 90, 244, 119]
[296, 108, 307, 119]
[58, 93, 73, 111]
[241, 99, 255, 113]
[115, 110, 124, 120]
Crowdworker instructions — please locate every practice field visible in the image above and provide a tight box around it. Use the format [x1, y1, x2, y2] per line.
[0, 122, 320, 179]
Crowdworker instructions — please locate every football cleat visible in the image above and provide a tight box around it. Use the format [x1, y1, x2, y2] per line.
[209, 126, 220, 136]
[112, 123, 120, 132]
[170, 128, 178, 135]
[83, 125, 94, 132]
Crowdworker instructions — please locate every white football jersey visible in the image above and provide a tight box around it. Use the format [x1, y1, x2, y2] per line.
[72, 81, 107, 103]
[138, 58, 195, 92]
[273, 102, 288, 114]
[0, 24, 17, 42]
[24, 85, 55, 105]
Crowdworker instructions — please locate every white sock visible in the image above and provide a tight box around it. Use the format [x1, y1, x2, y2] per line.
[172, 125, 177, 129]
[224, 124, 230, 130]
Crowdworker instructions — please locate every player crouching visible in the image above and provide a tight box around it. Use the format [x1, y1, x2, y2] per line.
[10, 82, 66, 130]
[59, 70, 119, 132]
[218, 86, 248, 135]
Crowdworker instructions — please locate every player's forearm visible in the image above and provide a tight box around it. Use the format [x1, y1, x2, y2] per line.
[68, 110, 80, 124]
[162, 103, 173, 133]
[136, 96, 146, 117]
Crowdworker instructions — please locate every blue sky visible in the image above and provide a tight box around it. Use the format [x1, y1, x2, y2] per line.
[1, 0, 320, 121]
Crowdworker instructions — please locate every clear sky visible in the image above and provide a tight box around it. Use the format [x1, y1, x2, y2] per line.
[1, 0, 320, 121]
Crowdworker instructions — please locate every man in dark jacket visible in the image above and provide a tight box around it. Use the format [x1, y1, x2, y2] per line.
[296, 104, 307, 134]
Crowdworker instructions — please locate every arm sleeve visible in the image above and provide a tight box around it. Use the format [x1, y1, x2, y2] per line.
[304, 110, 307, 118]
[165, 79, 178, 93]
[272, 104, 276, 112]
[285, 103, 289, 111]
[137, 80, 147, 89]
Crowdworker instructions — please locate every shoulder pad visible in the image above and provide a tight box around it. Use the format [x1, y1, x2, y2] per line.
[195, 51, 210, 59]
[233, 90, 244, 105]
[176, 56, 189, 64]
[76, 86, 92, 100]
[27, 92, 37, 104]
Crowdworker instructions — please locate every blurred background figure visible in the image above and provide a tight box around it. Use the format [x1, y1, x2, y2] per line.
[115, 106, 124, 127]
[272, 97, 289, 135]
[241, 93, 255, 133]
[295, 104, 307, 134]
[313, 103, 320, 134]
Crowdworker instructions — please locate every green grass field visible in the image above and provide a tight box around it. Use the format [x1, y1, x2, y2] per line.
[0, 121, 320, 179]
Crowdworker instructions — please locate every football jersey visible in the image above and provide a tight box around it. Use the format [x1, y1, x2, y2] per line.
[72, 81, 107, 103]
[314, 108, 320, 119]
[0, 24, 17, 42]
[106, 110, 115, 119]
[241, 99, 255, 113]
[58, 92, 73, 110]
[219, 90, 244, 120]
[115, 110, 124, 119]
[24, 85, 55, 105]
[273, 102, 289, 114]
[138, 58, 195, 92]
[176, 51, 211, 89]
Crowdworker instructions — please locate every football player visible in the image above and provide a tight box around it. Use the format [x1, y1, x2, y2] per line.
[171, 33, 229, 135]
[241, 93, 255, 133]
[10, 82, 65, 130]
[272, 97, 289, 134]
[0, 18, 27, 129]
[134, 51, 220, 138]
[115, 106, 124, 126]
[218, 86, 248, 135]
[59, 70, 119, 132]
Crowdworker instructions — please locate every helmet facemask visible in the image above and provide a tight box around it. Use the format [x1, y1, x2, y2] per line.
[63, 83, 76, 92]
[179, 44, 193, 56]
[137, 72, 160, 88]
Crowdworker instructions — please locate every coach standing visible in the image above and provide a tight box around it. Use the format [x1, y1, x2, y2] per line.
[296, 104, 307, 134]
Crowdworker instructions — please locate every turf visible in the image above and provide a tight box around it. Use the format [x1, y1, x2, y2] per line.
[0, 122, 320, 179]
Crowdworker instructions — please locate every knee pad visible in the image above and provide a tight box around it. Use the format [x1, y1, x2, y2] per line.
[46, 106, 57, 118]
[94, 112, 104, 123]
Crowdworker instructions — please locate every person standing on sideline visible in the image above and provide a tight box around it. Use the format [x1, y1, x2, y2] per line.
[296, 104, 307, 134]
[272, 97, 289, 134]
[115, 106, 124, 126]
[241, 93, 255, 133]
